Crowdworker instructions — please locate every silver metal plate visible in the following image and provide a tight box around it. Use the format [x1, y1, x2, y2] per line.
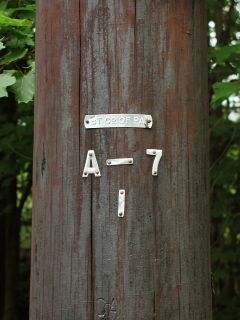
[118, 190, 125, 218]
[106, 158, 133, 166]
[84, 114, 153, 129]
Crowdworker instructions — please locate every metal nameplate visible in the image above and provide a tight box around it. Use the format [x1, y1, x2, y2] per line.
[106, 158, 133, 166]
[84, 114, 153, 129]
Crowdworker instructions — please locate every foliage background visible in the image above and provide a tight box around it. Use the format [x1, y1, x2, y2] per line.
[0, 0, 239, 319]
[209, 0, 240, 319]
[0, 1, 34, 319]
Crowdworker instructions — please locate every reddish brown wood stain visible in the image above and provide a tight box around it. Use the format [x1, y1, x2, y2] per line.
[30, 1, 212, 319]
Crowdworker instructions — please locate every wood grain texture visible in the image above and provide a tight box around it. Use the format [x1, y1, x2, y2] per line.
[30, 1, 212, 319]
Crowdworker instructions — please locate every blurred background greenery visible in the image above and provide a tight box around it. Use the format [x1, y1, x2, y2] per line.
[0, 0, 239, 319]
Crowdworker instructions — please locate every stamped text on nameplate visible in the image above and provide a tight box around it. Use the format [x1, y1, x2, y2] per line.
[84, 114, 153, 129]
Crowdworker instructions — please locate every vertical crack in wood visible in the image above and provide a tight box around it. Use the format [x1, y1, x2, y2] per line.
[90, 176, 94, 320]
[41, 143, 46, 177]
[79, 0, 81, 173]
[153, 291, 156, 318]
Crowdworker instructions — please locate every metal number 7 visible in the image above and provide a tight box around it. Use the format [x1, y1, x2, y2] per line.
[146, 149, 163, 176]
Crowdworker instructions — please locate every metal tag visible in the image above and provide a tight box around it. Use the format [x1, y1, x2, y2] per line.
[106, 158, 133, 166]
[84, 114, 153, 129]
[118, 190, 125, 218]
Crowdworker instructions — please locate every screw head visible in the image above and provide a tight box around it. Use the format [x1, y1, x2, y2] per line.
[86, 120, 89, 124]
[119, 213, 123, 217]
[84, 172, 87, 176]
[107, 161, 111, 165]
[120, 191, 124, 195]
[129, 160, 132, 164]
[154, 171, 157, 175]
[147, 119, 152, 123]
[96, 171, 99, 175]
[89, 152, 93, 157]
[153, 150, 156, 155]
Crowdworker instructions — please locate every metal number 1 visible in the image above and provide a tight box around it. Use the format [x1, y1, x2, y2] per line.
[146, 149, 163, 176]
[118, 190, 125, 218]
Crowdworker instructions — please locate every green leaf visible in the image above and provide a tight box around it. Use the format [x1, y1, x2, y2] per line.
[0, 72, 16, 97]
[0, 40, 5, 50]
[6, 35, 34, 49]
[212, 81, 240, 105]
[210, 44, 240, 64]
[0, 48, 28, 66]
[11, 69, 35, 103]
[0, 13, 32, 27]
[7, 5, 36, 14]
[0, 3, 7, 12]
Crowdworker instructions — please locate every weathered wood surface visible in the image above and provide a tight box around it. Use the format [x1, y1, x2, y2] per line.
[30, 1, 212, 319]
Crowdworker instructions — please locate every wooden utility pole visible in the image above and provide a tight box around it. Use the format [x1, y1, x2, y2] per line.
[30, 1, 212, 319]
